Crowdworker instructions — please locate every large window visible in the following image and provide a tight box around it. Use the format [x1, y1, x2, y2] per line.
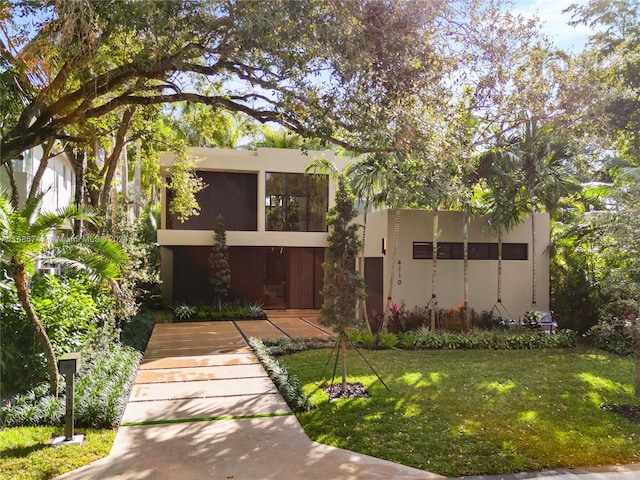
[265, 172, 328, 232]
[413, 242, 528, 260]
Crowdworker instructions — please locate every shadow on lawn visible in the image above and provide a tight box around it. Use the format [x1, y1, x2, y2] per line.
[288, 348, 640, 477]
[1, 442, 49, 459]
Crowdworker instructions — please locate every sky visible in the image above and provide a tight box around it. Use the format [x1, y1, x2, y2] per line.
[509, 0, 594, 52]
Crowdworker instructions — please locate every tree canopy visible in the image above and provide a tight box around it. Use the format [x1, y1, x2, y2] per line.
[1, 0, 558, 171]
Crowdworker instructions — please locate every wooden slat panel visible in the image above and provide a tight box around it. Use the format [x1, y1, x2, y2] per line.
[229, 247, 263, 303]
[172, 246, 263, 305]
[172, 247, 212, 304]
[365, 257, 384, 315]
[168, 172, 257, 231]
[287, 248, 314, 309]
[313, 248, 324, 309]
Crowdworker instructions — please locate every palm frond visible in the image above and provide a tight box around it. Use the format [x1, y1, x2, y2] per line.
[304, 156, 341, 180]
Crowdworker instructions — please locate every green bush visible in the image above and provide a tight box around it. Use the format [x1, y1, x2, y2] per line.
[173, 300, 268, 321]
[173, 303, 195, 320]
[75, 343, 142, 428]
[587, 319, 634, 356]
[120, 309, 156, 352]
[30, 275, 100, 354]
[0, 384, 63, 427]
[400, 332, 418, 348]
[249, 338, 311, 412]
[378, 332, 399, 349]
[0, 273, 119, 396]
[398, 327, 577, 351]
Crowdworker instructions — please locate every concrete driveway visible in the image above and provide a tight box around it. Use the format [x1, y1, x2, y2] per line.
[56, 311, 441, 480]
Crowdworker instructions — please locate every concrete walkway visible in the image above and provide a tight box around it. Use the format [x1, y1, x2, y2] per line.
[56, 312, 443, 480]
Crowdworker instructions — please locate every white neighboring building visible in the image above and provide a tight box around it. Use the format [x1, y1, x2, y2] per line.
[0, 145, 75, 212]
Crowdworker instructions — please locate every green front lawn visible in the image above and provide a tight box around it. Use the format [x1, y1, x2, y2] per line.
[280, 348, 640, 477]
[0, 427, 116, 480]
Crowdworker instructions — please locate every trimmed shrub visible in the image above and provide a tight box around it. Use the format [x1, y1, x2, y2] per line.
[588, 319, 634, 356]
[0, 385, 63, 427]
[120, 310, 156, 352]
[75, 343, 142, 428]
[249, 338, 311, 412]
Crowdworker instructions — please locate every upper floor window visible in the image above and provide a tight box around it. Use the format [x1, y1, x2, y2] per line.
[265, 172, 328, 232]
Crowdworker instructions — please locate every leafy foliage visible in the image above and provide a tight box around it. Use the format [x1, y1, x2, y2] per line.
[0, 385, 63, 427]
[167, 150, 207, 223]
[345, 327, 578, 351]
[120, 310, 156, 353]
[208, 214, 231, 306]
[1, 342, 142, 429]
[74, 344, 142, 428]
[0, 273, 119, 396]
[248, 338, 311, 412]
[319, 176, 365, 334]
[107, 211, 161, 321]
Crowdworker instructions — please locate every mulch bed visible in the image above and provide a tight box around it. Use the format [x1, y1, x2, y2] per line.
[600, 403, 640, 424]
[323, 382, 370, 401]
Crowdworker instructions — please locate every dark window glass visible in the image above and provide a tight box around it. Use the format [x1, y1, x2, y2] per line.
[502, 243, 528, 260]
[413, 242, 433, 259]
[413, 242, 528, 260]
[265, 172, 328, 232]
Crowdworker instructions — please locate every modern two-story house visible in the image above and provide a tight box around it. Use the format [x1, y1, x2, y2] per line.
[158, 147, 350, 309]
[158, 147, 550, 320]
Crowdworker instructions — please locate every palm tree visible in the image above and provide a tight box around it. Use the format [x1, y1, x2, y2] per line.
[346, 154, 388, 331]
[416, 167, 455, 330]
[498, 121, 576, 308]
[378, 153, 422, 333]
[0, 190, 127, 395]
[518, 122, 576, 307]
[476, 140, 525, 312]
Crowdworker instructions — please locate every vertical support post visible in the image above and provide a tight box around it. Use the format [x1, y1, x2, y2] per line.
[52, 353, 84, 447]
[64, 372, 75, 441]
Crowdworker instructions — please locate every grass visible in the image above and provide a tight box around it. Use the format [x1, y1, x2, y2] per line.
[280, 347, 640, 477]
[0, 427, 116, 480]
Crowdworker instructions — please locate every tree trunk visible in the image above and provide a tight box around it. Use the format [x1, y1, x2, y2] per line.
[27, 141, 54, 203]
[133, 140, 142, 219]
[73, 148, 85, 236]
[340, 334, 347, 394]
[497, 229, 503, 303]
[531, 207, 537, 307]
[121, 138, 128, 214]
[12, 262, 60, 396]
[381, 208, 400, 333]
[463, 205, 470, 331]
[636, 342, 640, 398]
[431, 209, 438, 330]
[358, 199, 371, 333]
[3, 162, 20, 209]
[98, 106, 136, 212]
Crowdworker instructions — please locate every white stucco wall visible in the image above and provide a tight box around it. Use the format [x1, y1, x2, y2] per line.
[360, 209, 550, 319]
